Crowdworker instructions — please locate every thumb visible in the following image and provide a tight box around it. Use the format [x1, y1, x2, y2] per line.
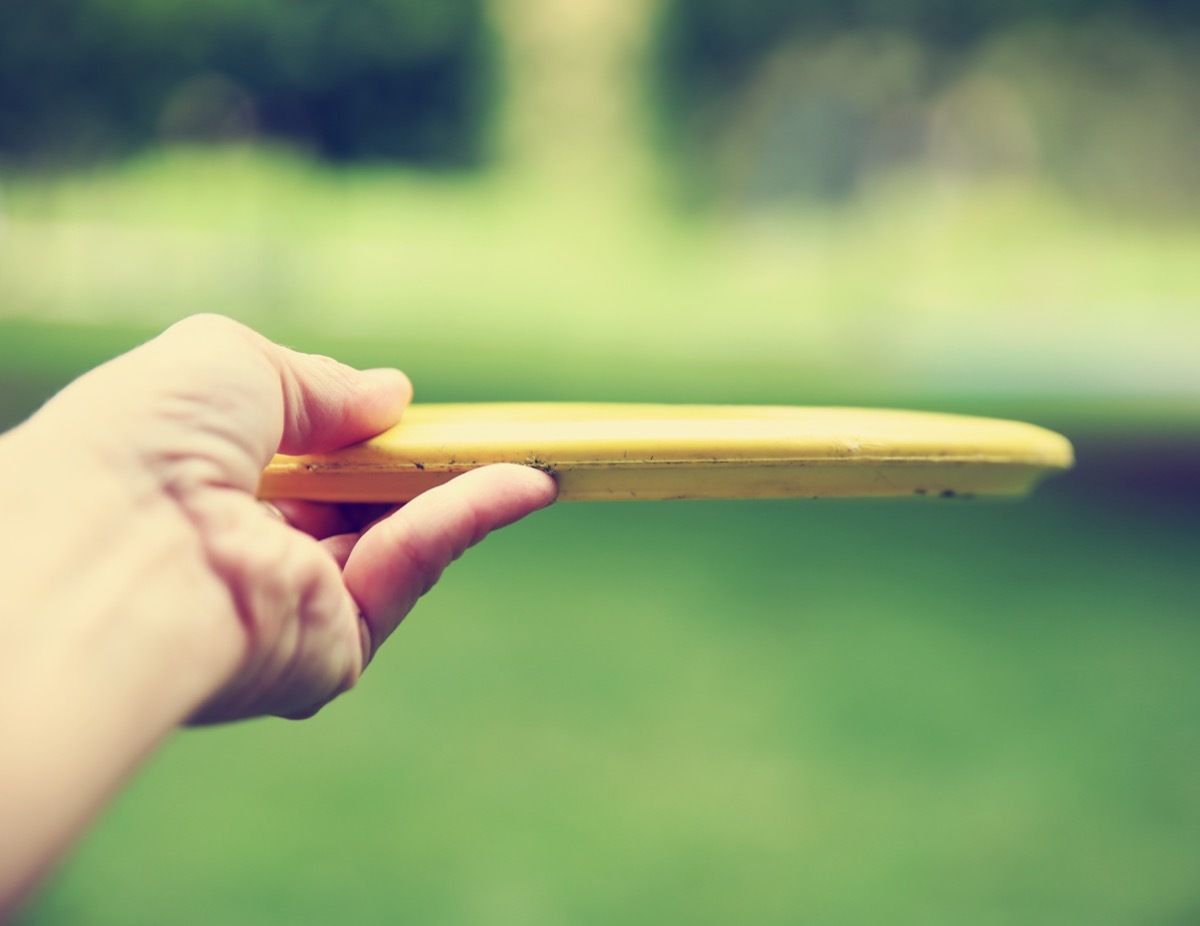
[31, 314, 413, 482]
[269, 348, 412, 456]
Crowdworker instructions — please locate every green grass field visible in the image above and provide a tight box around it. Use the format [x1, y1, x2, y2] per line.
[2, 148, 1198, 924]
[11, 481, 1200, 926]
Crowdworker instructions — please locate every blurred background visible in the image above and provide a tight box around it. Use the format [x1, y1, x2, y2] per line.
[3, 1, 1198, 924]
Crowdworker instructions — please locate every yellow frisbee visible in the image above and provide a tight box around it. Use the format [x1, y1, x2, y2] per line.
[258, 403, 1073, 503]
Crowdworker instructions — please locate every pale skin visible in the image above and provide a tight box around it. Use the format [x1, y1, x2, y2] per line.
[0, 315, 557, 916]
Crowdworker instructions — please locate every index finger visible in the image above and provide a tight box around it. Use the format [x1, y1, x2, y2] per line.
[341, 464, 557, 661]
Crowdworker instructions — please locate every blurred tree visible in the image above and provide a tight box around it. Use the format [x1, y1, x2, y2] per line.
[486, 0, 662, 191]
[0, 0, 493, 168]
[652, 0, 1200, 210]
[656, 0, 1199, 92]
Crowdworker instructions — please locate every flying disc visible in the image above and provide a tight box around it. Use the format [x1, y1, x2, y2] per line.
[257, 403, 1073, 503]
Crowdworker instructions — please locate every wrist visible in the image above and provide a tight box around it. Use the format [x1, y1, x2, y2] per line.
[0, 420, 242, 712]
[0, 422, 243, 912]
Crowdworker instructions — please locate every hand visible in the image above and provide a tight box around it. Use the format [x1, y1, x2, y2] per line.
[26, 314, 557, 721]
[4, 310, 559, 726]
[0, 314, 556, 912]
[0, 314, 552, 906]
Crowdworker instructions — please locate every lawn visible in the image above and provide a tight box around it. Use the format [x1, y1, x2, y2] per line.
[2, 148, 1198, 924]
[11, 478, 1200, 926]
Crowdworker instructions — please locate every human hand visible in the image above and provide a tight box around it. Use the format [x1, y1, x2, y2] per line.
[9, 314, 557, 722]
[0, 314, 556, 913]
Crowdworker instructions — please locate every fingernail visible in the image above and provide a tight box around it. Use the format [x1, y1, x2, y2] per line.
[362, 367, 412, 396]
[357, 610, 375, 668]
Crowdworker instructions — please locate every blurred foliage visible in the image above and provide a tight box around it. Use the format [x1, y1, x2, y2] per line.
[656, 0, 1196, 65]
[652, 1, 1200, 212]
[0, 0, 493, 168]
[3, 0, 1198, 218]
